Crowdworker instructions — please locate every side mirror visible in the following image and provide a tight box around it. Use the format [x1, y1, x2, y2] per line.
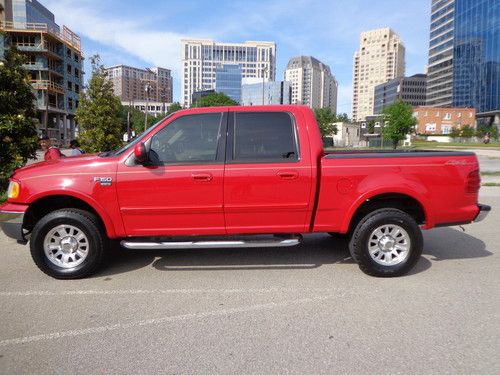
[134, 142, 148, 164]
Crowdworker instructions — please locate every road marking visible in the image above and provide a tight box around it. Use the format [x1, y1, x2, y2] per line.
[0, 288, 336, 297]
[0, 295, 333, 346]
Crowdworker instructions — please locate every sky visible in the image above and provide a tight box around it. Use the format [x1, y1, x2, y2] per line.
[43, 0, 432, 116]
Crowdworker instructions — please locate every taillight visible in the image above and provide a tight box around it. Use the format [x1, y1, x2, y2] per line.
[466, 169, 480, 194]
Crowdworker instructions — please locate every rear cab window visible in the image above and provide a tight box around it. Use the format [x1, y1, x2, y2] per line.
[230, 112, 299, 163]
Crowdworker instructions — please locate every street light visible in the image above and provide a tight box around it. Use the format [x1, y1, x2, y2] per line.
[144, 82, 151, 132]
[379, 99, 385, 148]
[160, 87, 166, 116]
[261, 66, 268, 105]
[143, 67, 156, 132]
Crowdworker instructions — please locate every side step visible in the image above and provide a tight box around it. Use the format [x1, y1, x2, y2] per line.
[120, 235, 302, 250]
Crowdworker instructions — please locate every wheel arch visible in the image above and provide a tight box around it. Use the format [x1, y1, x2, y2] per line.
[342, 191, 429, 234]
[23, 193, 117, 238]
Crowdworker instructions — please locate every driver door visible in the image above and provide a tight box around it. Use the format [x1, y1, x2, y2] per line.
[116, 110, 228, 236]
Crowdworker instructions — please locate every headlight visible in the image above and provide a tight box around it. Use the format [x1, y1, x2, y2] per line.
[7, 181, 20, 199]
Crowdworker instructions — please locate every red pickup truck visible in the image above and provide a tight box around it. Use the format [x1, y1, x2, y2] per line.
[0, 106, 490, 279]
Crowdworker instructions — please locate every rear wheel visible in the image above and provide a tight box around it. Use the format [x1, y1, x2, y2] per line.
[30, 209, 106, 279]
[349, 208, 423, 277]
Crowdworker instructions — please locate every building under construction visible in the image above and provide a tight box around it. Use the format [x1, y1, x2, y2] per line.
[0, 0, 84, 145]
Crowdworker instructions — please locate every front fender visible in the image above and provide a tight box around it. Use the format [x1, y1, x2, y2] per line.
[26, 190, 119, 238]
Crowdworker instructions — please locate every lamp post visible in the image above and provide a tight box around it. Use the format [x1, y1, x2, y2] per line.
[379, 99, 385, 148]
[126, 99, 131, 140]
[261, 66, 268, 105]
[160, 88, 166, 116]
[144, 82, 151, 132]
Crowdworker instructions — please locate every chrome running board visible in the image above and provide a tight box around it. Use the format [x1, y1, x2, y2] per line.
[120, 235, 302, 250]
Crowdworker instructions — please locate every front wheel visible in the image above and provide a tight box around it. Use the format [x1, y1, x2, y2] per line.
[349, 208, 423, 277]
[30, 209, 106, 279]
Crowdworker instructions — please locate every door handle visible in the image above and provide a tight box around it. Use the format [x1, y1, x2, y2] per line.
[192, 173, 213, 181]
[277, 170, 299, 180]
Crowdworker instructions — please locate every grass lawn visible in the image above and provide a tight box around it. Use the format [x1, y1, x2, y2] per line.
[412, 141, 500, 149]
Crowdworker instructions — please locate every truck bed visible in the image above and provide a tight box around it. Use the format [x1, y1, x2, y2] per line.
[314, 149, 480, 233]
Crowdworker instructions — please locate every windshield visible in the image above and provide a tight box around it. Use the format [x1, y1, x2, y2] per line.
[102, 114, 175, 157]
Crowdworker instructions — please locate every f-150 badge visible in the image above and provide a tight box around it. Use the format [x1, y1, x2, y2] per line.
[94, 177, 113, 186]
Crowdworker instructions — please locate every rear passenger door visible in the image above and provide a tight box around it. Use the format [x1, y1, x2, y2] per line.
[223, 110, 313, 234]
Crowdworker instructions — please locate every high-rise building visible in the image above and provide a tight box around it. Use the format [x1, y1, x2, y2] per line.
[284, 56, 337, 112]
[104, 65, 173, 104]
[352, 28, 406, 121]
[426, 0, 455, 107]
[0, 0, 83, 144]
[373, 74, 427, 114]
[241, 79, 291, 106]
[215, 64, 242, 103]
[181, 39, 276, 107]
[427, 0, 499, 114]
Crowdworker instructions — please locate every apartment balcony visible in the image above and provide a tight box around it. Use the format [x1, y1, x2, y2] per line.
[23, 65, 64, 80]
[14, 42, 63, 60]
[0, 21, 81, 52]
[30, 79, 65, 94]
[22, 62, 47, 71]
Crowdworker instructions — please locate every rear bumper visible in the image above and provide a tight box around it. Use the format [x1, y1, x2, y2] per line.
[474, 204, 491, 223]
[0, 209, 26, 242]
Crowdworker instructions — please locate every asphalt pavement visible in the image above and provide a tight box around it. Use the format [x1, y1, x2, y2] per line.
[1, 154, 499, 374]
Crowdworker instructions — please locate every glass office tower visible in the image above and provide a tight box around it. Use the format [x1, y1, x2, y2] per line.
[427, 0, 499, 113]
[215, 64, 242, 103]
[453, 0, 499, 113]
[241, 81, 292, 105]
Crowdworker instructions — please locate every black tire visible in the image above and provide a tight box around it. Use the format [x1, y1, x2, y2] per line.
[30, 209, 106, 279]
[349, 208, 423, 277]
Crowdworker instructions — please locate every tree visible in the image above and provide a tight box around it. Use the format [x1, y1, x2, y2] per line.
[191, 92, 238, 107]
[449, 127, 461, 139]
[76, 55, 123, 152]
[381, 100, 417, 149]
[336, 113, 351, 123]
[367, 120, 376, 134]
[314, 107, 338, 136]
[476, 124, 498, 140]
[0, 47, 39, 191]
[167, 102, 183, 114]
[119, 104, 159, 134]
[460, 124, 475, 139]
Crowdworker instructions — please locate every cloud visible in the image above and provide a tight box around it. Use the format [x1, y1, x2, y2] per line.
[42, 0, 430, 110]
[43, 0, 196, 81]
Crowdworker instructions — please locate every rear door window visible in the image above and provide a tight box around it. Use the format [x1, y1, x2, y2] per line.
[232, 112, 298, 163]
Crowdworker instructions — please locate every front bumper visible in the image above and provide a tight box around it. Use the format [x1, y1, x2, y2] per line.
[474, 204, 491, 223]
[0, 210, 25, 242]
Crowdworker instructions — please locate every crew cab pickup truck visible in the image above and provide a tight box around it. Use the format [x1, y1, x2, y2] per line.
[0, 106, 490, 279]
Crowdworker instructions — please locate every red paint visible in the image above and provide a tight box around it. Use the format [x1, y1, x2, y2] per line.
[2, 105, 482, 239]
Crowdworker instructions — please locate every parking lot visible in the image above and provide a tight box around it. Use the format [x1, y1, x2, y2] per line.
[1, 157, 499, 374]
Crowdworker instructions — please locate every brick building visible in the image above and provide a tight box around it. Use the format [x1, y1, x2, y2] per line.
[413, 106, 476, 135]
